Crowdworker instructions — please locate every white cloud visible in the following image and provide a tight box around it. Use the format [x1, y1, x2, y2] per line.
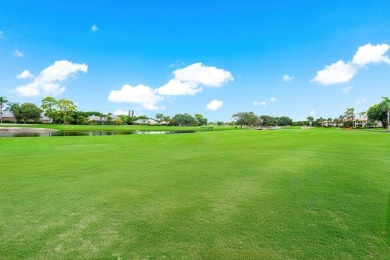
[253, 101, 258, 106]
[91, 24, 98, 32]
[16, 70, 34, 79]
[39, 60, 87, 82]
[173, 63, 234, 87]
[157, 79, 202, 96]
[157, 63, 233, 96]
[206, 100, 223, 111]
[14, 60, 88, 97]
[270, 97, 276, 102]
[311, 60, 357, 85]
[14, 50, 24, 57]
[108, 84, 164, 110]
[355, 98, 367, 105]
[108, 63, 233, 110]
[308, 110, 316, 116]
[342, 86, 353, 94]
[313, 43, 390, 85]
[282, 74, 294, 82]
[352, 43, 390, 66]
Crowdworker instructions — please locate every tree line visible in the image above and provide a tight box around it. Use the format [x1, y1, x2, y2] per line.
[0, 96, 389, 128]
[0, 96, 210, 126]
[232, 112, 293, 128]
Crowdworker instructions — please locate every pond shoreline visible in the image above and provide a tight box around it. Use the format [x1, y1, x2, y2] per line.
[0, 127, 58, 132]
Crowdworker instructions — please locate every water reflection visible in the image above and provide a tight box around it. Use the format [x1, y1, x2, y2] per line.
[0, 129, 196, 137]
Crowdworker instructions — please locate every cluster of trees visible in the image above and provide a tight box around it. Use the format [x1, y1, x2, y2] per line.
[2, 95, 389, 128]
[109, 113, 208, 126]
[232, 112, 293, 128]
[40, 97, 77, 124]
[367, 97, 390, 128]
[171, 113, 207, 126]
[0, 96, 210, 126]
[7, 102, 42, 123]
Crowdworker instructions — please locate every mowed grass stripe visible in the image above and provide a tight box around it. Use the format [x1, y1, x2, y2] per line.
[0, 129, 389, 258]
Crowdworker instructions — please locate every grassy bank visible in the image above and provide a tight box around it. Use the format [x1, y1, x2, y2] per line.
[0, 128, 389, 258]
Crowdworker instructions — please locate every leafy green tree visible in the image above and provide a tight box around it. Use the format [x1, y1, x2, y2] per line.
[260, 115, 274, 126]
[307, 116, 314, 126]
[13, 103, 42, 123]
[195, 114, 208, 126]
[313, 117, 326, 127]
[382, 97, 390, 131]
[232, 112, 258, 128]
[0, 96, 9, 124]
[163, 116, 172, 125]
[8, 102, 21, 123]
[41, 97, 58, 123]
[172, 113, 198, 126]
[57, 99, 77, 124]
[344, 107, 355, 127]
[367, 99, 389, 128]
[278, 116, 293, 126]
[155, 113, 164, 122]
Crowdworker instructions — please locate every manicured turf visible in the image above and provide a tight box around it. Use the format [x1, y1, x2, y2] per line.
[0, 128, 389, 258]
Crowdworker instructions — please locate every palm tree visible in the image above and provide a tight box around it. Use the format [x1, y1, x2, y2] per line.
[0, 96, 9, 124]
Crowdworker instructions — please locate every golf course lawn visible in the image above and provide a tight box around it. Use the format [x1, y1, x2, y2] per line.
[0, 128, 389, 259]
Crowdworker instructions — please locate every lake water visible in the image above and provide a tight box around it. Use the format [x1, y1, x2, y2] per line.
[0, 129, 196, 137]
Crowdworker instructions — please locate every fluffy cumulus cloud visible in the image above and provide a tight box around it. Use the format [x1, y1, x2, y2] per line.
[312, 60, 357, 85]
[108, 84, 164, 110]
[282, 74, 294, 82]
[109, 63, 233, 110]
[352, 43, 390, 66]
[312, 43, 390, 85]
[173, 63, 234, 87]
[16, 70, 34, 79]
[14, 60, 88, 97]
[270, 97, 276, 102]
[157, 63, 233, 96]
[342, 86, 353, 94]
[157, 79, 202, 96]
[206, 100, 223, 111]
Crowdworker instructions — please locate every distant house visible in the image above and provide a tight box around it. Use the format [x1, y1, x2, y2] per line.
[321, 120, 338, 127]
[1, 111, 51, 124]
[133, 119, 158, 125]
[320, 117, 383, 128]
[1, 111, 16, 123]
[355, 117, 368, 127]
[88, 115, 119, 124]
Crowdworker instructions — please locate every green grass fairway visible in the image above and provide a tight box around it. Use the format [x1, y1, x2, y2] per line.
[1, 128, 389, 258]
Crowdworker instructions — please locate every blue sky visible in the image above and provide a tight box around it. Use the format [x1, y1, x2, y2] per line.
[1, 0, 390, 121]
